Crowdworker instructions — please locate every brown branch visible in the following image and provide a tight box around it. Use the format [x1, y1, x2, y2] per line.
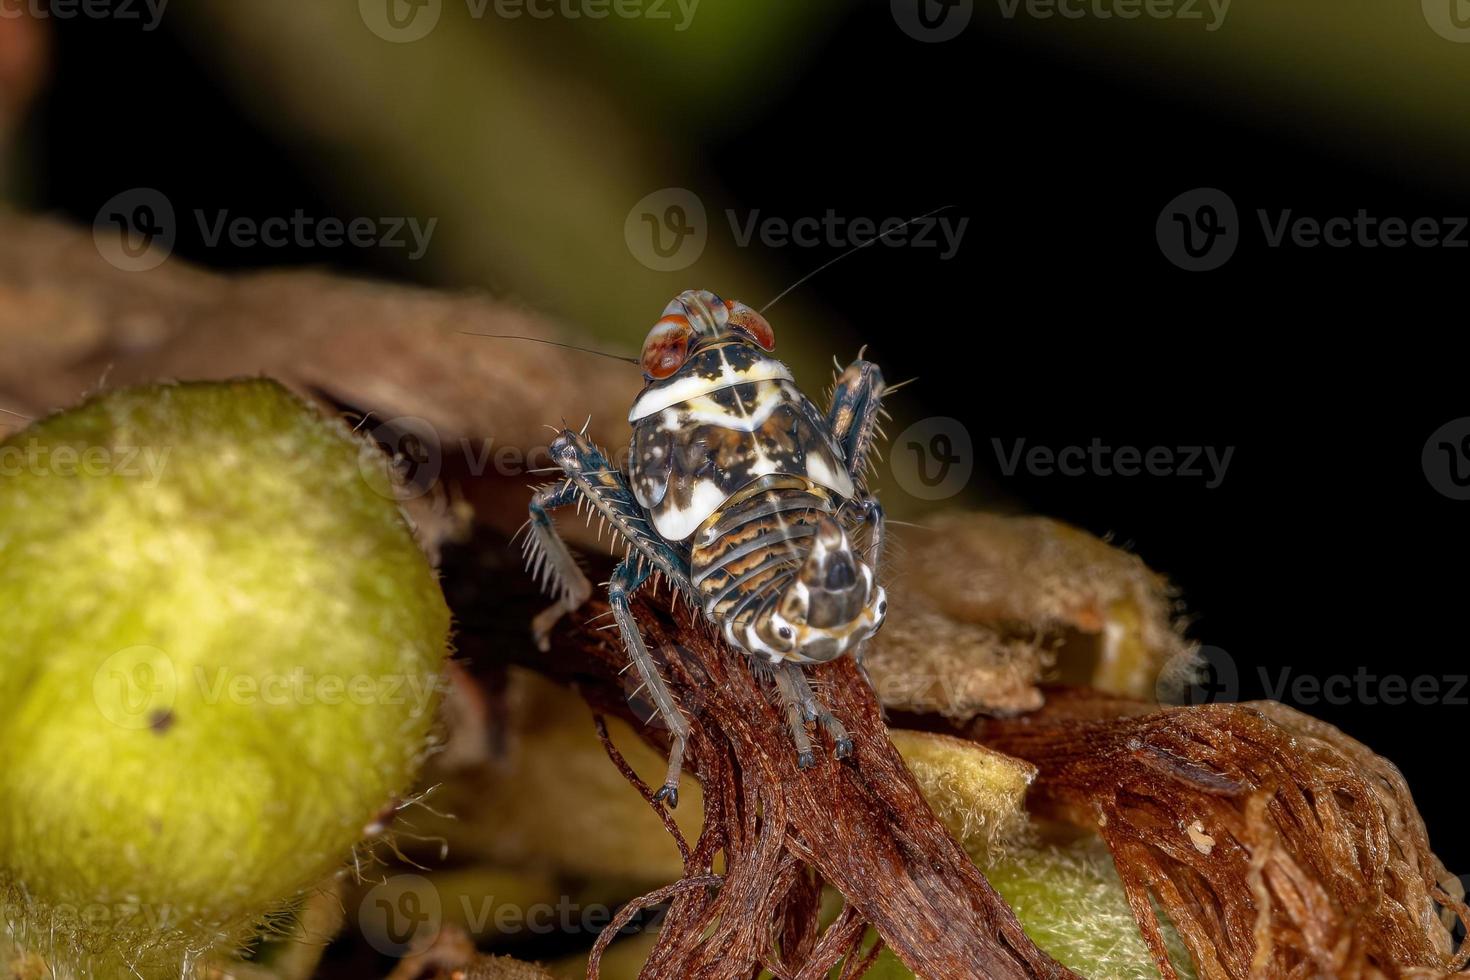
[964, 688, 1468, 980]
[463, 544, 1077, 980]
[586, 875, 725, 980]
[592, 714, 691, 864]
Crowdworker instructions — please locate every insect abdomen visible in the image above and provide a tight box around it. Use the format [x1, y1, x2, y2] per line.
[689, 475, 835, 624]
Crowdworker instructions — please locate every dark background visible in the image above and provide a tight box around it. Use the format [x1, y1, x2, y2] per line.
[14, 3, 1466, 877]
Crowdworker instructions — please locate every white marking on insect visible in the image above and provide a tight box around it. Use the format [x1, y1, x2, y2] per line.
[628, 356, 794, 422]
[654, 480, 728, 541]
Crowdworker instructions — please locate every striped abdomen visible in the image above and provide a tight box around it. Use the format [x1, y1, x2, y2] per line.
[690, 475, 836, 626]
[688, 475, 883, 663]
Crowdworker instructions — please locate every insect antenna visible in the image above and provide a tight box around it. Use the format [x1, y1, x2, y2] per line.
[458, 332, 640, 365]
[759, 204, 955, 314]
[0, 407, 33, 430]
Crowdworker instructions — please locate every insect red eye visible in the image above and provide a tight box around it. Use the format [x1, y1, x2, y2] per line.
[641, 315, 693, 379]
[726, 301, 775, 351]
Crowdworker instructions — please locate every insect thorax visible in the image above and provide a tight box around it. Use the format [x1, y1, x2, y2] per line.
[627, 344, 882, 663]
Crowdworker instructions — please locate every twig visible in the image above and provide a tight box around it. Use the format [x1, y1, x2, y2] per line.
[464, 531, 1076, 979]
[591, 713, 691, 865]
[586, 875, 723, 980]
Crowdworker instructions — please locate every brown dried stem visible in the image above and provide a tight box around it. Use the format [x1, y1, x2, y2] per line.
[453, 538, 1076, 980]
[965, 688, 1467, 980]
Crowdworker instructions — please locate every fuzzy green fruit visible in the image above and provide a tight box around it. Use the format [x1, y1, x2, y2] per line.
[0, 380, 451, 973]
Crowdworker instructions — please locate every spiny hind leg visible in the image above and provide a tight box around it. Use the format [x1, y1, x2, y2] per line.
[847, 492, 885, 690]
[826, 354, 888, 489]
[525, 479, 594, 651]
[526, 429, 692, 651]
[828, 358, 891, 685]
[609, 558, 690, 808]
[786, 664, 853, 759]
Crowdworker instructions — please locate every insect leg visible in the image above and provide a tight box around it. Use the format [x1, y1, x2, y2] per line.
[771, 662, 817, 769]
[826, 356, 888, 489]
[787, 665, 854, 759]
[528, 429, 693, 650]
[852, 493, 885, 569]
[829, 357, 890, 683]
[608, 558, 691, 808]
[546, 429, 693, 596]
[526, 480, 594, 651]
[847, 492, 885, 693]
